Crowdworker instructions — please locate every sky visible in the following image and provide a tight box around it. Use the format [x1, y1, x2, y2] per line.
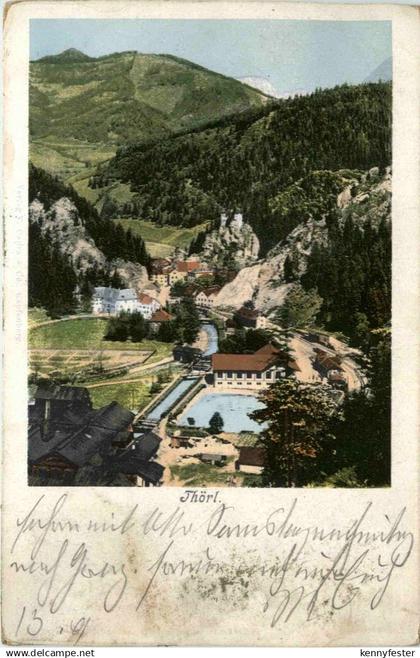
[30, 19, 391, 96]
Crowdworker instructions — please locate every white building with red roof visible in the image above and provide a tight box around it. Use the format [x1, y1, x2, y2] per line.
[211, 344, 300, 389]
[195, 286, 221, 309]
[137, 293, 161, 319]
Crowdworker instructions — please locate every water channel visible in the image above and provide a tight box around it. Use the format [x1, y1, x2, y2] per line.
[145, 322, 218, 422]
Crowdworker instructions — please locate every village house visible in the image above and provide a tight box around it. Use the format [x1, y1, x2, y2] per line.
[92, 287, 139, 315]
[313, 348, 347, 388]
[149, 258, 172, 286]
[137, 293, 161, 319]
[92, 286, 161, 318]
[192, 270, 215, 282]
[167, 260, 201, 285]
[194, 286, 221, 310]
[173, 345, 202, 364]
[28, 387, 135, 484]
[235, 446, 266, 474]
[234, 305, 268, 329]
[212, 343, 300, 390]
[28, 384, 164, 486]
[115, 431, 164, 487]
[149, 308, 174, 333]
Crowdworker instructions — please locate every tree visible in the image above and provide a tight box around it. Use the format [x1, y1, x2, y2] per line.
[276, 284, 323, 329]
[129, 312, 148, 342]
[328, 330, 391, 486]
[175, 298, 201, 345]
[157, 320, 179, 343]
[209, 412, 224, 434]
[105, 317, 129, 342]
[250, 379, 336, 487]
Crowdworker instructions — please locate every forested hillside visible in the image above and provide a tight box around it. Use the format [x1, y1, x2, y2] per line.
[30, 164, 149, 265]
[100, 82, 391, 253]
[29, 165, 150, 315]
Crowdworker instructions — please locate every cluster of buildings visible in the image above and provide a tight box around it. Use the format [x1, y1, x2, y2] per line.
[28, 384, 164, 486]
[150, 257, 214, 287]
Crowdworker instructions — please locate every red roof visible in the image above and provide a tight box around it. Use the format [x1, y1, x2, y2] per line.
[176, 261, 200, 273]
[212, 343, 300, 373]
[150, 309, 173, 323]
[239, 446, 266, 467]
[314, 349, 343, 371]
[138, 293, 154, 305]
[196, 286, 221, 298]
[236, 306, 259, 320]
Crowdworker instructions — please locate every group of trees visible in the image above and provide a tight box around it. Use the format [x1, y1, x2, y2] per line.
[28, 164, 152, 317]
[30, 164, 150, 268]
[28, 222, 78, 316]
[252, 330, 391, 487]
[301, 213, 391, 345]
[102, 82, 391, 253]
[105, 311, 149, 342]
[218, 328, 273, 354]
[275, 285, 323, 330]
[105, 296, 201, 346]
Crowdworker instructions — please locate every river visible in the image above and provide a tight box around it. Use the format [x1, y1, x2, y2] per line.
[201, 322, 219, 356]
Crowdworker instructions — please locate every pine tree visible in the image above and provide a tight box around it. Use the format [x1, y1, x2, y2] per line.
[209, 412, 224, 434]
[250, 380, 336, 487]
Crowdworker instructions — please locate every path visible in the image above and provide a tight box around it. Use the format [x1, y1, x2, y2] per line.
[30, 313, 104, 329]
[84, 356, 175, 388]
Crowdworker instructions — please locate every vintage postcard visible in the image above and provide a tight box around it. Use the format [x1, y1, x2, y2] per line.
[2, 0, 419, 647]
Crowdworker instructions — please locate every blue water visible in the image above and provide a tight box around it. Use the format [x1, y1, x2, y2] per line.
[201, 323, 218, 357]
[178, 392, 267, 433]
[147, 378, 198, 421]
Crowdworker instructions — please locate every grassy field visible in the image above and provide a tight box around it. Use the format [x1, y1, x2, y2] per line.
[29, 317, 166, 351]
[30, 139, 114, 184]
[113, 218, 209, 256]
[87, 379, 153, 411]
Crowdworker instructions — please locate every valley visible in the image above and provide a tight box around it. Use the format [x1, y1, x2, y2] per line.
[27, 48, 392, 489]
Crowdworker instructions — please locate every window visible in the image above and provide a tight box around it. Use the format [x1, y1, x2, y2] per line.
[265, 371, 272, 379]
[237, 372, 243, 379]
[227, 371, 233, 379]
[246, 372, 252, 379]
[256, 373, 262, 379]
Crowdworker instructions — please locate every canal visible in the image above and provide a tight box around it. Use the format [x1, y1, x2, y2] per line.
[146, 377, 199, 422]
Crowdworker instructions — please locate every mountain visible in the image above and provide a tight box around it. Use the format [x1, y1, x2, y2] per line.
[99, 82, 392, 253]
[214, 166, 391, 342]
[29, 50, 269, 182]
[38, 48, 93, 63]
[364, 57, 392, 83]
[237, 76, 279, 98]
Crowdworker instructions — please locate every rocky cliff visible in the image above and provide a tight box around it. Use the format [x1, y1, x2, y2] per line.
[29, 196, 149, 291]
[198, 214, 260, 268]
[214, 167, 391, 314]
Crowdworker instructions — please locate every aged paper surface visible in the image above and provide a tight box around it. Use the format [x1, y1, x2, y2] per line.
[2, 0, 420, 646]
